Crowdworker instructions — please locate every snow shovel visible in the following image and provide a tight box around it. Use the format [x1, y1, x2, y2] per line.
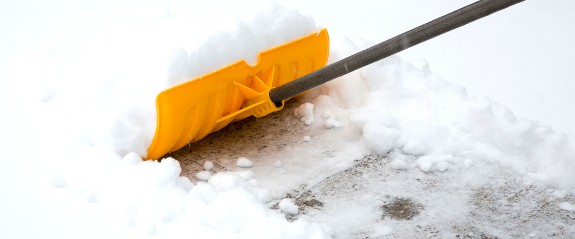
[146, 0, 524, 160]
[146, 30, 330, 160]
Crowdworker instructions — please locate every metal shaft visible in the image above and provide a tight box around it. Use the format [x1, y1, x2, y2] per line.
[269, 0, 524, 104]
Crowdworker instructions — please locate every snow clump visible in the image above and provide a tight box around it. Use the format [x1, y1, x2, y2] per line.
[558, 202, 575, 211]
[294, 102, 315, 125]
[196, 171, 212, 181]
[203, 161, 214, 171]
[279, 198, 299, 215]
[390, 158, 409, 170]
[237, 157, 254, 168]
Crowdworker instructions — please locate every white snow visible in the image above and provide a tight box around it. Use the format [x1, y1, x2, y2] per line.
[294, 102, 315, 126]
[257, 189, 273, 203]
[390, 157, 409, 170]
[196, 171, 212, 181]
[279, 198, 300, 215]
[1, 0, 575, 238]
[322, 111, 340, 129]
[0, 2, 329, 239]
[416, 155, 454, 173]
[361, 122, 401, 155]
[558, 202, 575, 211]
[274, 160, 283, 168]
[236, 157, 254, 168]
[203, 161, 214, 171]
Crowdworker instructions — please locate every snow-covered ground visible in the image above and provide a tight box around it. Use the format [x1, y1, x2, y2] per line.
[1, 0, 574, 238]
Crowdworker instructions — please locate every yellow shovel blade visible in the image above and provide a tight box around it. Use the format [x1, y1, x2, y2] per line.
[146, 29, 330, 160]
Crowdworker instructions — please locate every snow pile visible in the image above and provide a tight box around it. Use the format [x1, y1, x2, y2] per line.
[1, 3, 330, 239]
[174, 4, 317, 86]
[10, 2, 318, 158]
[51, 150, 328, 238]
[301, 38, 575, 191]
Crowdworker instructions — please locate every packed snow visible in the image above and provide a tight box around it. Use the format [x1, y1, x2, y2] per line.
[236, 157, 255, 168]
[279, 198, 300, 215]
[195, 170, 212, 181]
[1, 0, 575, 238]
[294, 102, 315, 126]
[558, 202, 575, 211]
[203, 161, 215, 171]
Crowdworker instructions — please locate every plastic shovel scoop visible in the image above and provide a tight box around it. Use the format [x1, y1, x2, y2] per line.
[147, 0, 524, 160]
[146, 29, 330, 160]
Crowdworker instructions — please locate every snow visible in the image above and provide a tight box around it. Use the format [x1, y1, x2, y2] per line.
[558, 202, 575, 211]
[416, 155, 454, 173]
[322, 111, 340, 129]
[257, 189, 273, 203]
[1, 2, 329, 239]
[1, 0, 575, 238]
[196, 171, 212, 181]
[280, 0, 575, 137]
[390, 157, 409, 171]
[274, 161, 283, 168]
[294, 102, 315, 126]
[203, 161, 214, 171]
[171, 4, 317, 86]
[361, 122, 400, 155]
[279, 198, 300, 215]
[236, 157, 254, 168]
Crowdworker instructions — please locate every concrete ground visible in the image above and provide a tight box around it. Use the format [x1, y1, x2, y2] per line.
[170, 98, 575, 238]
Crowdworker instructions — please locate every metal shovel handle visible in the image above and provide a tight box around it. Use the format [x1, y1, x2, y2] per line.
[269, 0, 524, 104]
